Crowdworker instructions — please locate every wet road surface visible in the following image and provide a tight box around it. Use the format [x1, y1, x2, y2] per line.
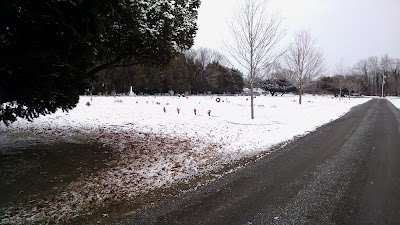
[115, 99, 400, 225]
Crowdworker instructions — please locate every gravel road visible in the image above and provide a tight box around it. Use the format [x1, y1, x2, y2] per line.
[115, 99, 400, 225]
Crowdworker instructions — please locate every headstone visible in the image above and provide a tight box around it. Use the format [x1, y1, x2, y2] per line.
[129, 86, 134, 96]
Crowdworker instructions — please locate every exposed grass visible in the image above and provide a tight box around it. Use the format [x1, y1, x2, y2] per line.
[0, 143, 114, 222]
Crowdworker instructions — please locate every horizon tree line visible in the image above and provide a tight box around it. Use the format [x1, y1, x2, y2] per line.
[89, 48, 245, 96]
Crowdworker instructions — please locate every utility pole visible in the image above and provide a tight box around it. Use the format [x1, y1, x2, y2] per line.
[381, 74, 386, 97]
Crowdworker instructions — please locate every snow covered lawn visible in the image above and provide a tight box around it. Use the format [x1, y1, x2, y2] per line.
[0, 95, 371, 224]
[388, 97, 400, 110]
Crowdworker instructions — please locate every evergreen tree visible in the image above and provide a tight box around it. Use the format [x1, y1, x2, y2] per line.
[317, 76, 337, 94]
[260, 78, 296, 96]
[205, 62, 245, 94]
[0, 0, 200, 124]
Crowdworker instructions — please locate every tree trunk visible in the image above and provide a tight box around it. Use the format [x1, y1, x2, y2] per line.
[250, 81, 254, 119]
[299, 90, 302, 105]
[339, 88, 342, 101]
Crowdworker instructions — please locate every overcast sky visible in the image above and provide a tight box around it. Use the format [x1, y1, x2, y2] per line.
[193, 0, 400, 74]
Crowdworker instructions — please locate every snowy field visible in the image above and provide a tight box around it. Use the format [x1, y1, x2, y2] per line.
[1, 95, 372, 154]
[388, 97, 400, 110]
[0, 95, 371, 224]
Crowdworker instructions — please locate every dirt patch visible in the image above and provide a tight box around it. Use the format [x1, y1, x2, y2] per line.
[0, 129, 294, 225]
[0, 130, 225, 225]
[0, 143, 114, 210]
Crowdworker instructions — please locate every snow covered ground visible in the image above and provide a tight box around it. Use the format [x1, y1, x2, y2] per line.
[0, 95, 371, 224]
[388, 97, 400, 110]
[1, 95, 372, 154]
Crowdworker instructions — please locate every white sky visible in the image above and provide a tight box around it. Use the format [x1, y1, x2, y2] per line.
[193, 0, 400, 74]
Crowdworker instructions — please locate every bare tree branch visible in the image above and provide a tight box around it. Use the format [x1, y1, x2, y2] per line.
[284, 30, 326, 104]
[333, 59, 348, 100]
[189, 47, 228, 70]
[223, 0, 286, 119]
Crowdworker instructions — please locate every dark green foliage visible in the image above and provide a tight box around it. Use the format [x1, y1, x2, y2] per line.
[317, 76, 337, 94]
[89, 54, 245, 95]
[260, 78, 296, 96]
[187, 57, 209, 94]
[205, 62, 244, 94]
[0, 0, 200, 125]
[1, 0, 100, 124]
[162, 53, 191, 94]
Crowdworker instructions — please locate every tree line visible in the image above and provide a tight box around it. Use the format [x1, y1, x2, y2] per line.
[260, 54, 400, 97]
[312, 55, 400, 97]
[349, 55, 400, 96]
[90, 48, 245, 95]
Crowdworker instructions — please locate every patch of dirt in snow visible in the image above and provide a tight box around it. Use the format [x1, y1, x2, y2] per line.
[0, 127, 228, 225]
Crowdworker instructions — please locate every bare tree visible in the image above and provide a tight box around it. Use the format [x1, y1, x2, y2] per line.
[186, 47, 227, 70]
[379, 54, 394, 97]
[284, 30, 326, 104]
[344, 76, 354, 99]
[333, 59, 348, 100]
[368, 56, 381, 95]
[351, 76, 365, 96]
[353, 59, 371, 95]
[333, 75, 346, 99]
[348, 73, 365, 97]
[394, 59, 400, 96]
[347, 55, 400, 96]
[224, 0, 285, 119]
